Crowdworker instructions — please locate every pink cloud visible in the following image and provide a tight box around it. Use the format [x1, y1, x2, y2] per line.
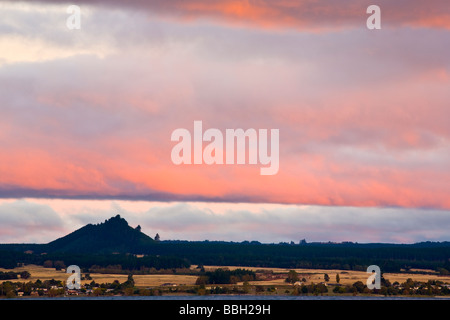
[0, 1, 449, 210]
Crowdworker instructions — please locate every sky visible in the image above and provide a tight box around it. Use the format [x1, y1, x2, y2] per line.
[0, 0, 449, 244]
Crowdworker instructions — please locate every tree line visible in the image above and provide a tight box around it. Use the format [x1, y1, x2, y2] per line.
[2, 241, 450, 273]
[140, 241, 450, 272]
[195, 268, 256, 285]
[0, 250, 189, 271]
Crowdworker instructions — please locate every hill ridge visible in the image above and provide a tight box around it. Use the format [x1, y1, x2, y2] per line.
[44, 214, 155, 254]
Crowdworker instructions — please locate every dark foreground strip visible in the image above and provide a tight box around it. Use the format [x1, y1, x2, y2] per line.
[0, 297, 447, 318]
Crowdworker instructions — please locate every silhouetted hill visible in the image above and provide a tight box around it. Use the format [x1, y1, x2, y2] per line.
[44, 215, 155, 254]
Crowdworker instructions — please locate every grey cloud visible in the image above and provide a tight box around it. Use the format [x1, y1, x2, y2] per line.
[0, 199, 65, 243]
[123, 202, 450, 243]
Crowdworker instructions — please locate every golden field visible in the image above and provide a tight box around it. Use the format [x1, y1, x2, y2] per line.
[0, 265, 198, 287]
[2, 264, 450, 287]
[202, 265, 450, 286]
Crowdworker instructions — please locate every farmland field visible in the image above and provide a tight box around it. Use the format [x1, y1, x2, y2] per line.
[2, 264, 450, 288]
[0, 265, 198, 287]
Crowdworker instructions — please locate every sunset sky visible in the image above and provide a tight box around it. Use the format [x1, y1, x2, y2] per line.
[0, 0, 449, 244]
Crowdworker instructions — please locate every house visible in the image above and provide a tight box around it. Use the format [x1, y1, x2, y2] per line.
[67, 290, 79, 295]
[161, 283, 177, 287]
